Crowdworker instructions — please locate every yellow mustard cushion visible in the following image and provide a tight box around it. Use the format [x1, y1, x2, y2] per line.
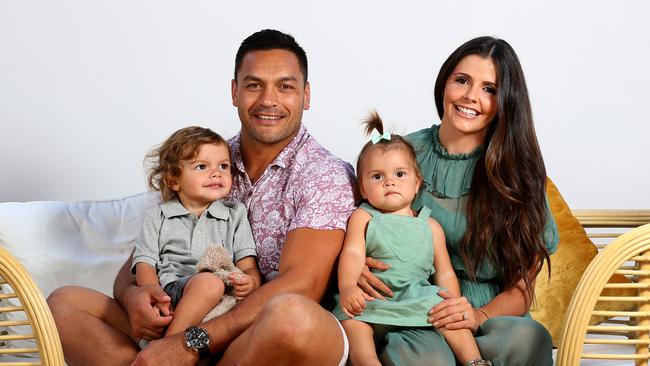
[531, 178, 633, 346]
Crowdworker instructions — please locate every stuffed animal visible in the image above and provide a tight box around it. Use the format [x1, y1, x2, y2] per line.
[195, 245, 242, 322]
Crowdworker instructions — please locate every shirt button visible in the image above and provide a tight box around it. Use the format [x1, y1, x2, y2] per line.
[196, 230, 201, 235]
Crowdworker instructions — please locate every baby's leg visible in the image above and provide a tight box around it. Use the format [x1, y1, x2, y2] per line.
[165, 272, 225, 336]
[341, 319, 381, 366]
[439, 327, 482, 364]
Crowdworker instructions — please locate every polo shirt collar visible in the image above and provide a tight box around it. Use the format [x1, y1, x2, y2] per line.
[160, 199, 229, 220]
[160, 199, 190, 218]
[205, 200, 230, 220]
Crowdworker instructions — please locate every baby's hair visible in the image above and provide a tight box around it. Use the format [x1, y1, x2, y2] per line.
[145, 126, 228, 201]
[356, 111, 422, 183]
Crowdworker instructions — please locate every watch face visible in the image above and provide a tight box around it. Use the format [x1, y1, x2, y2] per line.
[185, 326, 209, 349]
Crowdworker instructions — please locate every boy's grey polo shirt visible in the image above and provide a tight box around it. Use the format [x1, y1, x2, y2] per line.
[131, 199, 257, 289]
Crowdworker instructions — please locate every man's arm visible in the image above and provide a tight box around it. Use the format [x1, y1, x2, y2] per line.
[113, 251, 173, 340]
[206, 227, 344, 351]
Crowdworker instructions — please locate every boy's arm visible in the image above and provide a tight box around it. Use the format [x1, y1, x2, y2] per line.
[235, 256, 262, 288]
[231, 256, 262, 299]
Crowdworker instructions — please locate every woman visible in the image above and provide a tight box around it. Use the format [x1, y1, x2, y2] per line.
[359, 36, 559, 365]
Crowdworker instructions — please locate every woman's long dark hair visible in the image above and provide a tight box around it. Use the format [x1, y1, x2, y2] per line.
[434, 36, 550, 299]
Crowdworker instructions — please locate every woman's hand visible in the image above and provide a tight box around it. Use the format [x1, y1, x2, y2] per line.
[357, 257, 393, 300]
[427, 289, 482, 333]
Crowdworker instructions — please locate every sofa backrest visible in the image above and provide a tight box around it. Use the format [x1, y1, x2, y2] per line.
[0, 192, 160, 299]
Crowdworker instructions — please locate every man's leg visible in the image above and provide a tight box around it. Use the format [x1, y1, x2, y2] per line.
[47, 286, 139, 366]
[217, 294, 347, 366]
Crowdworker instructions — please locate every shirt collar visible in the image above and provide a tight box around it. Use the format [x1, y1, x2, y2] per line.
[229, 123, 309, 174]
[160, 198, 229, 220]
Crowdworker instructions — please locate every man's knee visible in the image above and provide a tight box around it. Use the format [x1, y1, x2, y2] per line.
[258, 293, 322, 349]
[48, 286, 83, 315]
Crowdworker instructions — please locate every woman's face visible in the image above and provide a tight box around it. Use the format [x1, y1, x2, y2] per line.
[441, 54, 498, 144]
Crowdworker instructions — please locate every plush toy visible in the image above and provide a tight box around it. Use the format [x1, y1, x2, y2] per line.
[195, 245, 242, 322]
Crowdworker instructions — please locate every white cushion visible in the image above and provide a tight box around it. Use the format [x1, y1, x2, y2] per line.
[0, 192, 160, 299]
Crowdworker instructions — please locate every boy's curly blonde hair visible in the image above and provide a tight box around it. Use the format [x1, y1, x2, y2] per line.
[145, 126, 228, 201]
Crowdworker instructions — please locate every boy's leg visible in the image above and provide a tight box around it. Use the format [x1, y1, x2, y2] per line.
[47, 286, 139, 366]
[165, 273, 225, 336]
[341, 319, 381, 366]
[439, 327, 481, 364]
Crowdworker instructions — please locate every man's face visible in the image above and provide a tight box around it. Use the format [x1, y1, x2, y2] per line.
[231, 49, 310, 147]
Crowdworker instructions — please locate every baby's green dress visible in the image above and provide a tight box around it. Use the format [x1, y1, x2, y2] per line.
[332, 203, 442, 326]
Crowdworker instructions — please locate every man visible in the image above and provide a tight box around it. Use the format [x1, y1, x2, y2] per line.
[47, 29, 357, 366]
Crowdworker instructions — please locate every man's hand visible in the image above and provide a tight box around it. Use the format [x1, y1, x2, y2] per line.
[339, 285, 372, 318]
[130, 333, 199, 366]
[124, 284, 173, 340]
[357, 257, 393, 300]
[229, 273, 258, 300]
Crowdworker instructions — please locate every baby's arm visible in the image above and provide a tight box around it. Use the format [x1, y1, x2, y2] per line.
[338, 209, 373, 318]
[231, 256, 262, 300]
[429, 218, 461, 297]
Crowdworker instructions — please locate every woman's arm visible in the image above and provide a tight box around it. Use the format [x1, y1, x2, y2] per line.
[428, 265, 534, 333]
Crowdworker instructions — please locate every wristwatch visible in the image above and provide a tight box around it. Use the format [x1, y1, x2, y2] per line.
[184, 326, 210, 358]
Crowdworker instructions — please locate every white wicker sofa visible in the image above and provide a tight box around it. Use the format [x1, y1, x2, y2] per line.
[0, 193, 649, 365]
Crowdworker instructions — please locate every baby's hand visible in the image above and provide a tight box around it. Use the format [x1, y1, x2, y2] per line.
[229, 273, 258, 300]
[339, 285, 370, 318]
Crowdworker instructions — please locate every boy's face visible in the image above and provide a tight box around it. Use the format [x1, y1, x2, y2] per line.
[168, 143, 232, 211]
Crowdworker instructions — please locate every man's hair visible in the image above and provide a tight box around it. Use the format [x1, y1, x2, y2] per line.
[145, 126, 228, 201]
[234, 29, 308, 84]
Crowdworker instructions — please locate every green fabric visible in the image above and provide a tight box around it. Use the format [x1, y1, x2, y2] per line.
[332, 203, 443, 326]
[378, 317, 553, 366]
[407, 124, 559, 308]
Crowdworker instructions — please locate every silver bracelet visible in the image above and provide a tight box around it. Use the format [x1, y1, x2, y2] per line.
[467, 359, 493, 366]
[474, 307, 490, 320]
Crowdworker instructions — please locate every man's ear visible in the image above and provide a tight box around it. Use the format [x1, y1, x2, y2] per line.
[231, 79, 238, 107]
[303, 81, 311, 110]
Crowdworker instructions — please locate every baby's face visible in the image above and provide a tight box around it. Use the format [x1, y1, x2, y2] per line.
[359, 147, 421, 216]
[170, 143, 232, 208]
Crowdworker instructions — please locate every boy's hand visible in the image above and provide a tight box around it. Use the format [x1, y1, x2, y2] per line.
[339, 285, 373, 318]
[229, 272, 258, 300]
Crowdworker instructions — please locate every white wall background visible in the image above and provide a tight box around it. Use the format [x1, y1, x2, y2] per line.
[1, 0, 648, 209]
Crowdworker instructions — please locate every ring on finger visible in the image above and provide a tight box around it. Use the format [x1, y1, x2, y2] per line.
[462, 312, 469, 320]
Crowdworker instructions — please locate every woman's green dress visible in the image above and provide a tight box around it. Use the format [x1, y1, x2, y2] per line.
[377, 124, 559, 366]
